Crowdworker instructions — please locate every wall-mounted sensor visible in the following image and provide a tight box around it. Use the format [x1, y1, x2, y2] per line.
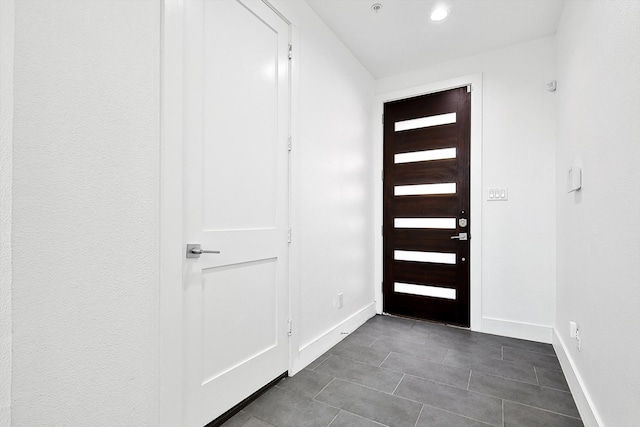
[568, 166, 582, 192]
[547, 80, 557, 92]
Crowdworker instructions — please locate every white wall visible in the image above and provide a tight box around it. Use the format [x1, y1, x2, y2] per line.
[270, 0, 376, 372]
[376, 37, 558, 342]
[555, 1, 640, 425]
[0, 0, 14, 426]
[11, 1, 160, 425]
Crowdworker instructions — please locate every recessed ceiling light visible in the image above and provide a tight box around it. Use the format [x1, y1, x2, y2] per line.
[430, 7, 449, 21]
[371, 3, 382, 13]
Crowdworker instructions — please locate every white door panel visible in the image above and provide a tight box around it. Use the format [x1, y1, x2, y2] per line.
[202, 0, 280, 231]
[201, 258, 278, 383]
[183, 0, 290, 425]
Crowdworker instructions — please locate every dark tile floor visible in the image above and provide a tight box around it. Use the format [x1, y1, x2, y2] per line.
[223, 315, 582, 427]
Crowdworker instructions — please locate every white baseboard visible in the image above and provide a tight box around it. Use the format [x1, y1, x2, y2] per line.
[481, 317, 552, 343]
[291, 303, 376, 375]
[553, 329, 602, 427]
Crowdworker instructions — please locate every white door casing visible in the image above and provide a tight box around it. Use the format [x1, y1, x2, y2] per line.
[183, 1, 290, 425]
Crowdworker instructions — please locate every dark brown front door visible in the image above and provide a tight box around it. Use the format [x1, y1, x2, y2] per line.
[383, 87, 471, 327]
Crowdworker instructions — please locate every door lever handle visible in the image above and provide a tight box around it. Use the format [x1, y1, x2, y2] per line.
[450, 233, 468, 241]
[190, 248, 220, 255]
[186, 243, 221, 258]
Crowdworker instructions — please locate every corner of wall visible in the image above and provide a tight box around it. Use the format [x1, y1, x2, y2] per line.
[554, 1, 640, 424]
[273, 0, 377, 378]
[552, 329, 602, 427]
[290, 303, 376, 375]
[482, 317, 552, 343]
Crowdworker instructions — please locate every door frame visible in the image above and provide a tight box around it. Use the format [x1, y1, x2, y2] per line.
[373, 74, 483, 331]
[160, 0, 184, 425]
[159, 1, 296, 425]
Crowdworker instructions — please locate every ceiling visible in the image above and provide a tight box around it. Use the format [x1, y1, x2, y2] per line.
[305, 0, 565, 78]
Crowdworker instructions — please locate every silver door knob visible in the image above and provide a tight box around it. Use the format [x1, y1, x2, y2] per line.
[186, 243, 220, 258]
[450, 233, 468, 241]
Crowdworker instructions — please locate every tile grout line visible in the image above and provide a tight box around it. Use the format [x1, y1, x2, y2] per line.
[419, 402, 499, 427]
[469, 370, 573, 391]
[502, 344, 558, 357]
[502, 358, 563, 372]
[460, 368, 539, 387]
[400, 372, 575, 418]
[399, 373, 511, 404]
[378, 351, 392, 367]
[326, 351, 407, 378]
[445, 347, 551, 371]
[441, 348, 452, 365]
[315, 354, 332, 371]
[311, 354, 330, 371]
[463, 374, 580, 418]
[538, 383, 572, 393]
[332, 354, 476, 393]
[412, 404, 424, 427]
[313, 377, 336, 400]
[325, 410, 340, 427]
[339, 409, 390, 427]
[456, 382, 579, 419]
[251, 414, 276, 427]
[502, 399, 583, 421]
[369, 336, 381, 348]
[391, 373, 405, 395]
[324, 377, 397, 396]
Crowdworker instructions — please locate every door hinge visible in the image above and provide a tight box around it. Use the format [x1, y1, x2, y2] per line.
[382, 113, 384, 124]
[287, 228, 292, 243]
[381, 225, 384, 236]
[381, 169, 384, 181]
[288, 136, 292, 151]
[288, 44, 292, 60]
[287, 319, 293, 336]
[467, 84, 472, 93]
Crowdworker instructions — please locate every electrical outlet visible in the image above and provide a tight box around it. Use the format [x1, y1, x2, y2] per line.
[570, 321, 582, 351]
[337, 293, 344, 309]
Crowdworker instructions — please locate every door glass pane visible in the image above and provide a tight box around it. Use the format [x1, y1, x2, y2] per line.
[394, 282, 456, 300]
[395, 112, 456, 132]
[394, 218, 456, 229]
[394, 183, 456, 196]
[395, 147, 456, 164]
[394, 250, 456, 264]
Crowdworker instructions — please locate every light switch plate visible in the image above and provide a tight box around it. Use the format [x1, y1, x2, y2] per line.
[568, 166, 582, 192]
[487, 187, 508, 201]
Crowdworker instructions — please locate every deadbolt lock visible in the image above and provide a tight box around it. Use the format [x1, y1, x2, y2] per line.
[459, 218, 468, 228]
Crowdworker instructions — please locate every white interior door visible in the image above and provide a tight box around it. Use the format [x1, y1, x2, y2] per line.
[183, 1, 290, 425]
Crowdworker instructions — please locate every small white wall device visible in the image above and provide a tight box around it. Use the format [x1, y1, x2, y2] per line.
[567, 166, 582, 192]
[487, 187, 508, 201]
